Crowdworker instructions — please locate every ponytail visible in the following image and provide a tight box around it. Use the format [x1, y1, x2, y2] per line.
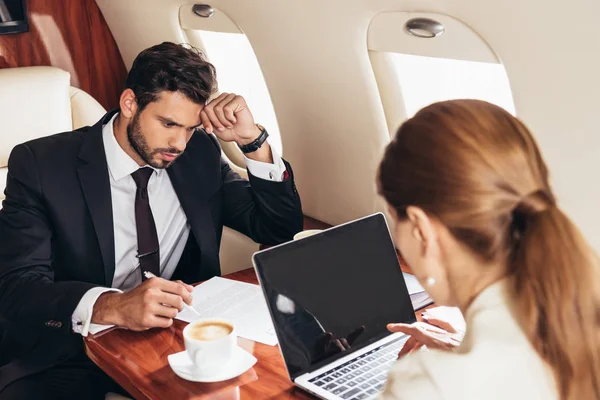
[511, 190, 600, 399]
[377, 99, 600, 398]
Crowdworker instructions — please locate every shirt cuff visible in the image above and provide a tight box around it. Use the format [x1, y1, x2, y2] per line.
[71, 287, 122, 337]
[243, 142, 287, 182]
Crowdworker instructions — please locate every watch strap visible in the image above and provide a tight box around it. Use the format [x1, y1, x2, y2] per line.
[238, 124, 269, 153]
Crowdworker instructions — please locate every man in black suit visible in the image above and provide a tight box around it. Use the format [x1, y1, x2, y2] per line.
[0, 42, 303, 399]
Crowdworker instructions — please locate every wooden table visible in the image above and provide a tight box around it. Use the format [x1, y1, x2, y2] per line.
[85, 269, 314, 400]
[85, 217, 423, 399]
[85, 267, 427, 400]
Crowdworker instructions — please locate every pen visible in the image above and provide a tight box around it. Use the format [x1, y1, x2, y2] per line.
[143, 271, 200, 317]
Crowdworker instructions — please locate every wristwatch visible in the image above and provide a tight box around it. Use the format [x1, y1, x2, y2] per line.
[238, 124, 269, 153]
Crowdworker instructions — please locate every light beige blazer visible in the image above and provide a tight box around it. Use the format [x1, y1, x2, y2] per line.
[378, 279, 558, 400]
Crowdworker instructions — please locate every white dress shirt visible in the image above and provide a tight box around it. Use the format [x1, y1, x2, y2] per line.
[72, 113, 287, 336]
[378, 279, 558, 400]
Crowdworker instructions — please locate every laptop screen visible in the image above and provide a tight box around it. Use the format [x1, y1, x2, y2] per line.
[253, 213, 417, 380]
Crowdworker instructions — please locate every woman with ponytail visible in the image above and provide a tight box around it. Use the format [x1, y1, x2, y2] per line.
[376, 99, 600, 400]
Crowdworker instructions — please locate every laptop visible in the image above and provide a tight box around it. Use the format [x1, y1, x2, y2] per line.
[252, 213, 417, 400]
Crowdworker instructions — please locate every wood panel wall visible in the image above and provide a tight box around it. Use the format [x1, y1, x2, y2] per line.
[0, 0, 127, 110]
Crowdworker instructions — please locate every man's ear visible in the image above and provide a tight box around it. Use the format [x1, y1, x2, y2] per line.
[119, 89, 138, 119]
[405, 206, 438, 256]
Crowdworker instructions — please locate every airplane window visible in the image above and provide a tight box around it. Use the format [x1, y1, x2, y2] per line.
[390, 53, 515, 117]
[186, 30, 282, 159]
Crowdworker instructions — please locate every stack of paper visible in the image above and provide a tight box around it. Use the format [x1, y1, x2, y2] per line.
[402, 272, 433, 310]
[176, 277, 278, 346]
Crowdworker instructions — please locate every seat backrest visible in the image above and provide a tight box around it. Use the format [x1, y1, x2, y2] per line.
[0, 66, 256, 278]
[0, 66, 106, 201]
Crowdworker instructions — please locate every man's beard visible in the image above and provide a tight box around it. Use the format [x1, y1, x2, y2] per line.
[127, 112, 181, 169]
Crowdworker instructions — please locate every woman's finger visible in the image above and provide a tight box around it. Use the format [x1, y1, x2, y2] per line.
[387, 323, 418, 335]
[414, 321, 448, 334]
[389, 321, 461, 352]
[419, 331, 461, 350]
[398, 336, 419, 358]
[422, 316, 457, 333]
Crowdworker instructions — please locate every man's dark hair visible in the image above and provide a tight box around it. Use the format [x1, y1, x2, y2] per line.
[125, 42, 217, 111]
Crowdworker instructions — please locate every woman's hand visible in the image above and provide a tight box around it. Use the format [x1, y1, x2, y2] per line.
[387, 319, 462, 358]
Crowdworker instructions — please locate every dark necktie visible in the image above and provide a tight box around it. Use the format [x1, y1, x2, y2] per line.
[131, 168, 160, 280]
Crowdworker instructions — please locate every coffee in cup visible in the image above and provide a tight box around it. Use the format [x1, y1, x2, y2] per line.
[183, 319, 236, 374]
[186, 321, 233, 341]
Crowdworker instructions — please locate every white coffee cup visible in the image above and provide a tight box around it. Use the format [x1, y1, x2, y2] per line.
[293, 229, 323, 240]
[182, 318, 237, 374]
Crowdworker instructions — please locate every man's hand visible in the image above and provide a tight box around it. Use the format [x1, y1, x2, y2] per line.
[92, 277, 194, 331]
[200, 93, 273, 163]
[387, 321, 461, 358]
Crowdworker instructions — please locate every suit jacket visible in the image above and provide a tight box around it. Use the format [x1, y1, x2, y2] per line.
[0, 110, 303, 389]
[377, 279, 558, 400]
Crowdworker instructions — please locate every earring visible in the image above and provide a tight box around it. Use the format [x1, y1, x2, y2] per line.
[425, 277, 436, 287]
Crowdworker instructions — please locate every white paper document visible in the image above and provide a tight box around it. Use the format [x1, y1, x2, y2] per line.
[176, 277, 278, 346]
[403, 272, 425, 295]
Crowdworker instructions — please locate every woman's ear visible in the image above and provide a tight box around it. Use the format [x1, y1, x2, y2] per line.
[405, 206, 438, 257]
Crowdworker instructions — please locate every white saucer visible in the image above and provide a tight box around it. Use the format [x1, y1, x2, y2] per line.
[168, 346, 257, 383]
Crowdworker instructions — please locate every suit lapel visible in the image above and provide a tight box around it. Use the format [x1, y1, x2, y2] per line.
[77, 111, 117, 285]
[167, 139, 220, 278]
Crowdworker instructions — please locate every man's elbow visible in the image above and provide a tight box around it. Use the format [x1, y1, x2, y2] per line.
[283, 199, 304, 239]
[292, 210, 304, 236]
[255, 210, 303, 245]
[276, 207, 304, 244]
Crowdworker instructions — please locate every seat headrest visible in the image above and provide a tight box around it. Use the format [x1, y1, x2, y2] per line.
[0, 66, 74, 167]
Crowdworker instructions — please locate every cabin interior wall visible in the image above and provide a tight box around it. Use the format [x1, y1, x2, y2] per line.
[0, 0, 126, 110]
[96, 0, 600, 251]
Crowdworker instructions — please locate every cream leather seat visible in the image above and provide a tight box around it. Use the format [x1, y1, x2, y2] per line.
[0, 66, 254, 398]
[0, 66, 257, 274]
[0, 66, 106, 203]
[0, 66, 129, 399]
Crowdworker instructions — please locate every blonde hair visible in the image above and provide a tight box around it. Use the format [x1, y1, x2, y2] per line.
[378, 99, 600, 399]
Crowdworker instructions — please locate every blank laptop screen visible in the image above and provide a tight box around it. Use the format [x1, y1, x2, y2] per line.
[253, 213, 416, 380]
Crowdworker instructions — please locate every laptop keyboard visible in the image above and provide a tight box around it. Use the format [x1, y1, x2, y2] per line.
[308, 336, 407, 400]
